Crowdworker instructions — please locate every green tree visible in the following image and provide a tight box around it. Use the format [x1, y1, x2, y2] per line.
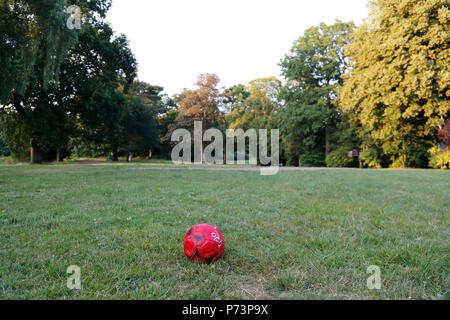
[222, 84, 250, 120]
[340, 0, 449, 168]
[0, 0, 112, 162]
[120, 96, 158, 157]
[0, 0, 84, 103]
[325, 113, 361, 168]
[127, 81, 179, 159]
[0, 112, 29, 160]
[66, 21, 137, 161]
[226, 77, 281, 131]
[120, 81, 163, 157]
[154, 96, 178, 159]
[279, 20, 356, 166]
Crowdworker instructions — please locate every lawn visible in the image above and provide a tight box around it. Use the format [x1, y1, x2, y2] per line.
[0, 163, 448, 299]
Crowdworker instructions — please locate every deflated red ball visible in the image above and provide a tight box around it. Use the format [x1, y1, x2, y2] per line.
[184, 224, 225, 264]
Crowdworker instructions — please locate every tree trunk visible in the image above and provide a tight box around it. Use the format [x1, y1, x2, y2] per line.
[127, 152, 133, 162]
[56, 147, 63, 162]
[325, 125, 331, 158]
[30, 139, 42, 164]
[112, 145, 119, 161]
[401, 143, 407, 168]
[13, 91, 25, 117]
[201, 140, 205, 164]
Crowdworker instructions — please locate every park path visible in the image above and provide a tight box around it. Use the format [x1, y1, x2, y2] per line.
[77, 160, 349, 171]
[126, 166, 345, 172]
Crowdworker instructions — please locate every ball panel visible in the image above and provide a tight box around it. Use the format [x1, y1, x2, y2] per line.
[198, 239, 218, 259]
[183, 234, 196, 257]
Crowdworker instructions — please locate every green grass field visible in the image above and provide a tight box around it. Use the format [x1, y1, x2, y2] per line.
[0, 163, 448, 299]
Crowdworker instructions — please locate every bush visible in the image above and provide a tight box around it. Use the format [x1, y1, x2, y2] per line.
[326, 150, 354, 168]
[299, 151, 325, 167]
[0, 136, 10, 157]
[0, 156, 16, 164]
[0, 114, 29, 160]
[390, 156, 405, 169]
[429, 146, 450, 169]
[0, 120, 11, 156]
[406, 144, 430, 168]
[359, 146, 388, 168]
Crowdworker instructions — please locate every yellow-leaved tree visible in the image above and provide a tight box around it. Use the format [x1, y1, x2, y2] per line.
[340, 0, 449, 168]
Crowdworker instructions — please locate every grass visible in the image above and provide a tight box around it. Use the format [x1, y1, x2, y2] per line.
[0, 163, 448, 300]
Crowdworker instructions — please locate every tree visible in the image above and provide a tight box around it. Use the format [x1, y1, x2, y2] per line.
[226, 77, 281, 131]
[0, 0, 83, 103]
[223, 78, 281, 163]
[119, 81, 162, 157]
[175, 74, 222, 126]
[154, 96, 178, 160]
[128, 81, 164, 112]
[66, 21, 137, 161]
[127, 81, 178, 159]
[222, 84, 250, 119]
[325, 113, 361, 168]
[279, 20, 356, 166]
[0, 0, 79, 162]
[120, 96, 158, 157]
[0, 0, 112, 163]
[340, 0, 450, 168]
[169, 74, 224, 163]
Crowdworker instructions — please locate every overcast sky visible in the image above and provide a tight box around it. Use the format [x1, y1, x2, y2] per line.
[106, 0, 370, 96]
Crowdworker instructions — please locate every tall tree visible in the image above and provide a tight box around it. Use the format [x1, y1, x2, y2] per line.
[279, 20, 356, 166]
[169, 74, 224, 163]
[119, 81, 161, 157]
[174, 74, 222, 126]
[222, 84, 250, 119]
[0, 0, 112, 162]
[120, 96, 158, 158]
[340, 0, 449, 168]
[226, 77, 281, 131]
[128, 81, 166, 115]
[66, 21, 137, 161]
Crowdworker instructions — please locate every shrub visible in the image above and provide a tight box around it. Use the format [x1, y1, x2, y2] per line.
[0, 120, 10, 156]
[0, 136, 10, 157]
[326, 150, 354, 168]
[428, 146, 450, 169]
[299, 151, 325, 167]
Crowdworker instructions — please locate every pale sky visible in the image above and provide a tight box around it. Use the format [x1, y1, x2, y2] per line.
[106, 0, 370, 97]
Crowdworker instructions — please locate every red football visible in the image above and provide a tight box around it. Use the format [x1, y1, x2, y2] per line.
[184, 224, 225, 264]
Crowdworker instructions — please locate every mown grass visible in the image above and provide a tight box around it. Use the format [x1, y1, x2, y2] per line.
[0, 163, 448, 299]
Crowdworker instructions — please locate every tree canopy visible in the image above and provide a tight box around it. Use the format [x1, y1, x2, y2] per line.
[225, 77, 281, 131]
[279, 20, 356, 166]
[0, 1, 448, 168]
[340, 0, 449, 167]
[0, 0, 160, 162]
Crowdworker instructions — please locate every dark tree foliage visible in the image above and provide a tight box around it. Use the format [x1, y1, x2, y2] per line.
[279, 20, 356, 166]
[0, 119, 10, 156]
[0, 0, 116, 162]
[0, 0, 157, 162]
[64, 20, 138, 160]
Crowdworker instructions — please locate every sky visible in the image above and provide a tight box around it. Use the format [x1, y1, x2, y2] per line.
[106, 0, 371, 96]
